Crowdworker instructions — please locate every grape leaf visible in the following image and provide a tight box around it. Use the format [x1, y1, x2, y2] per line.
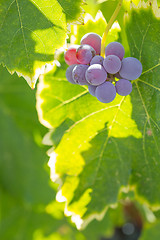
[37, 66, 142, 229]
[37, 2, 160, 229]
[82, 0, 100, 18]
[57, 0, 84, 23]
[125, 1, 160, 207]
[0, 0, 67, 88]
[37, 15, 139, 229]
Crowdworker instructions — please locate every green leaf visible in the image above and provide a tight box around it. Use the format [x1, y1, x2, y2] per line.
[82, 0, 100, 18]
[38, 67, 142, 229]
[37, 2, 160, 229]
[0, 0, 67, 88]
[57, 0, 84, 22]
[125, 2, 160, 207]
[37, 16, 140, 229]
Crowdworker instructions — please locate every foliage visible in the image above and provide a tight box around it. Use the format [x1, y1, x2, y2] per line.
[1, 0, 160, 239]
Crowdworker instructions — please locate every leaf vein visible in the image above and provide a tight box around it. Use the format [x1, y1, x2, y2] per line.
[138, 78, 160, 92]
[46, 90, 88, 114]
[16, 0, 32, 76]
[135, 82, 160, 160]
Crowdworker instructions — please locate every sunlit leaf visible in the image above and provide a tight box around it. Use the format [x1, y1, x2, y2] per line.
[0, 0, 67, 88]
[37, 2, 160, 229]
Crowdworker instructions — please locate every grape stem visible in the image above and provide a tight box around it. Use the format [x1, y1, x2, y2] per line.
[101, 0, 123, 57]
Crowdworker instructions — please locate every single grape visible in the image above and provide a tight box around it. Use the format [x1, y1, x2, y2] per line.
[115, 79, 132, 96]
[119, 57, 142, 80]
[95, 81, 116, 103]
[105, 42, 125, 60]
[72, 64, 89, 85]
[88, 85, 97, 97]
[85, 64, 107, 86]
[76, 44, 96, 64]
[80, 32, 102, 55]
[64, 45, 80, 65]
[103, 55, 121, 74]
[66, 65, 77, 84]
[90, 55, 104, 65]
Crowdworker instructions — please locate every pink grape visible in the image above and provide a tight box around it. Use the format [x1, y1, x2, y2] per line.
[72, 64, 89, 85]
[90, 55, 104, 65]
[66, 64, 77, 84]
[96, 81, 116, 103]
[115, 79, 132, 96]
[81, 32, 102, 55]
[85, 64, 107, 86]
[105, 42, 125, 60]
[64, 45, 80, 65]
[76, 44, 96, 64]
[119, 57, 142, 80]
[103, 55, 121, 74]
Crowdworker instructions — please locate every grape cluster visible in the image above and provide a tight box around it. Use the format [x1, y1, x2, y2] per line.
[65, 32, 142, 103]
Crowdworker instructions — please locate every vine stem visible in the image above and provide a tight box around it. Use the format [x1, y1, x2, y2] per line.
[101, 0, 123, 57]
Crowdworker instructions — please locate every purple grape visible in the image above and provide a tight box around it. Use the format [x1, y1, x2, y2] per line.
[85, 64, 107, 86]
[64, 45, 80, 65]
[72, 64, 89, 85]
[66, 65, 77, 84]
[119, 57, 142, 80]
[90, 55, 104, 65]
[115, 79, 132, 96]
[88, 85, 97, 96]
[95, 82, 116, 103]
[103, 55, 121, 74]
[105, 42, 125, 60]
[81, 32, 102, 55]
[76, 44, 96, 64]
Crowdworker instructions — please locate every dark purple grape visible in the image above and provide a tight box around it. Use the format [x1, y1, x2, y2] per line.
[95, 82, 116, 103]
[85, 64, 107, 86]
[64, 45, 80, 65]
[105, 42, 125, 60]
[119, 57, 142, 80]
[66, 65, 77, 84]
[103, 55, 121, 74]
[72, 64, 89, 85]
[115, 79, 132, 96]
[80, 32, 102, 55]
